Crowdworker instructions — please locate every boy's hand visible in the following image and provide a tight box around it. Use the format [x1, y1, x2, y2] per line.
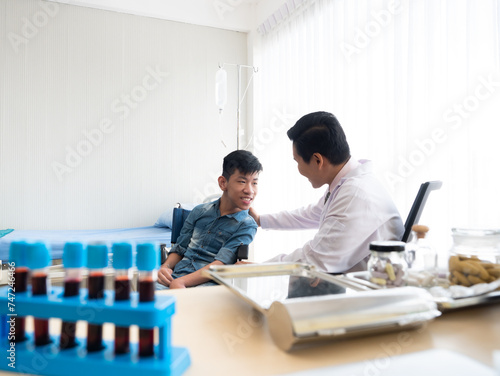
[235, 261, 254, 265]
[169, 278, 187, 289]
[157, 265, 174, 287]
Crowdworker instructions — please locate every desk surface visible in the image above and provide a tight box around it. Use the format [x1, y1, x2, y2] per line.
[164, 286, 500, 376]
[1, 286, 499, 376]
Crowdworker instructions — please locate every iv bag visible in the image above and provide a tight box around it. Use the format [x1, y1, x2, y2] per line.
[215, 68, 227, 112]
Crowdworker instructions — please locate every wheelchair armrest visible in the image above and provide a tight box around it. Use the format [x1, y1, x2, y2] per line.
[237, 244, 249, 261]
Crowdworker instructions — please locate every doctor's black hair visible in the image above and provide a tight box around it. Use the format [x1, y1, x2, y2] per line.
[287, 111, 350, 165]
[222, 150, 263, 180]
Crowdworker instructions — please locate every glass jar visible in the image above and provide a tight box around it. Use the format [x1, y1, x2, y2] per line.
[405, 225, 438, 287]
[368, 241, 407, 288]
[448, 228, 500, 286]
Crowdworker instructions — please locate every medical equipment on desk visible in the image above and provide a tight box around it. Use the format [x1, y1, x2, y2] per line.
[0, 241, 190, 376]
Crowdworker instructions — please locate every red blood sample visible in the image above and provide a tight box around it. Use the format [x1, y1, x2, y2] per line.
[87, 272, 105, 352]
[87, 324, 103, 352]
[63, 279, 80, 297]
[139, 328, 155, 357]
[13, 267, 28, 293]
[114, 326, 130, 354]
[34, 319, 50, 346]
[13, 267, 28, 342]
[32, 273, 47, 296]
[60, 278, 80, 349]
[114, 275, 131, 354]
[32, 273, 51, 346]
[138, 277, 155, 357]
[60, 321, 77, 349]
[13, 317, 26, 343]
[138, 279, 155, 303]
[88, 273, 105, 299]
[114, 276, 130, 301]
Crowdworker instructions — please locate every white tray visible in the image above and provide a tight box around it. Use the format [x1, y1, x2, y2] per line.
[342, 271, 500, 311]
[202, 263, 441, 351]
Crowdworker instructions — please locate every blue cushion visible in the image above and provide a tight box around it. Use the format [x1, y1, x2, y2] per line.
[154, 211, 173, 228]
[154, 204, 195, 228]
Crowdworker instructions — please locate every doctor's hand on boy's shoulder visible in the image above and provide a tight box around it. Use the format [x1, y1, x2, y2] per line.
[249, 207, 261, 227]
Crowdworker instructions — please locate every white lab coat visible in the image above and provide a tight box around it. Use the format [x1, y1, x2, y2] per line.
[261, 159, 405, 273]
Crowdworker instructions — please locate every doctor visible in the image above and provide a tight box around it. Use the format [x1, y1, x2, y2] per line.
[249, 111, 404, 273]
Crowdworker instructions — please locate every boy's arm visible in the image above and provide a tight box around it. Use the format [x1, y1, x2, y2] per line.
[213, 220, 257, 265]
[170, 220, 258, 289]
[170, 216, 257, 289]
[158, 252, 183, 287]
[169, 260, 224, 289]
[158, 207, 199, 287]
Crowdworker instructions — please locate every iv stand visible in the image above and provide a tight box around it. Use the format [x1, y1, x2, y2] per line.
[218, 62, 258, 150]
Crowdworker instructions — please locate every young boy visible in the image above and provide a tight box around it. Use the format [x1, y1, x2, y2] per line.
[157, 150, 262, 289]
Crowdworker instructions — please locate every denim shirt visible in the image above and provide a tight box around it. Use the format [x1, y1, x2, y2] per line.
[169, 199, 257, 278]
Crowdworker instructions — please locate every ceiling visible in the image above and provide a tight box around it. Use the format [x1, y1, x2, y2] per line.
[49, 0, 284, 33]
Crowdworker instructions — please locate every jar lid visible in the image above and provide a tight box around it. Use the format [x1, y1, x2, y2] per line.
[450, 228, 500, 253]
[369, 241, 406, 252]
[451, 228, 500, 237]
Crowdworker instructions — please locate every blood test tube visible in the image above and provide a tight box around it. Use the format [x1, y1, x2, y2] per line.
[60, 242, 86, 349]
[136, 243, 159, 357]
[111, 242, 133, 354]
[86, 242, 108, 352]
[8, 241, 28, 343]
[26, 242, 51, 346]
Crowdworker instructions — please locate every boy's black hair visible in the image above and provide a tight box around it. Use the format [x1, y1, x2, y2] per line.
[287, 111, 350, 165]
[222, 150, 263, 180]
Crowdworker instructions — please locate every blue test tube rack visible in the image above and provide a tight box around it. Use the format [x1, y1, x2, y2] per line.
[0, 285, 191, 376]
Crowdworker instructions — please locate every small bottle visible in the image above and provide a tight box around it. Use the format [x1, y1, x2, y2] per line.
[26, 242, 52, 346]
[406, 225, 438, 287]
[112, 242, 133, 355]
[86, 242, 108, 352]
[136, 243, 159, 357]
[60, 242, 86, 349]
[8, 241, 29, 342]
[368, 241, 407, 288]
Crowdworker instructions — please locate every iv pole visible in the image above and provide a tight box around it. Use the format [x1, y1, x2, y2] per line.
[218, 62, 258, 150]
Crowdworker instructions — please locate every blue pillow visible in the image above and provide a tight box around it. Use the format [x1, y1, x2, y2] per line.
[154, 203, 196, 228]
[154, 210, 173, 228]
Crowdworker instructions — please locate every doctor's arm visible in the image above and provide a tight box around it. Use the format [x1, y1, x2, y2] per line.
[259, 196, 324, 230]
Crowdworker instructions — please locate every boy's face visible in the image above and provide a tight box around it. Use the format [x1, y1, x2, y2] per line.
[219, 169, 259, 212]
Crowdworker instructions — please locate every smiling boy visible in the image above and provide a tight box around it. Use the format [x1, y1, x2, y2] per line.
[157, 150, 262, 289]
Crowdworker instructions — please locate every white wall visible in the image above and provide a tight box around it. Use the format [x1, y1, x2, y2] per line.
[0, 0, 248, 230]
